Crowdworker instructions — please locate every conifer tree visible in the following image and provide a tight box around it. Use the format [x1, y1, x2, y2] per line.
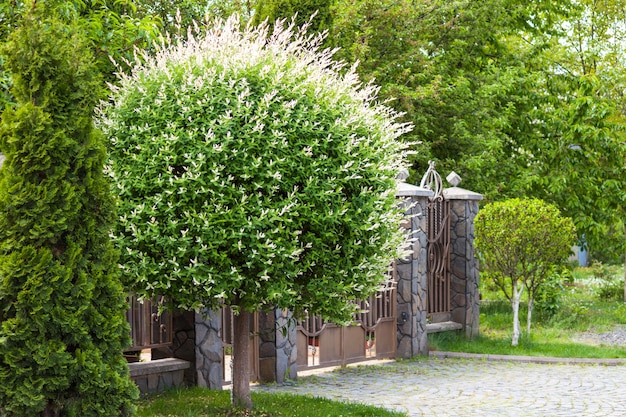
[0, 9, 137, 417]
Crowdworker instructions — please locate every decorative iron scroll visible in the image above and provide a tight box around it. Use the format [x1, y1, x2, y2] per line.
[420, 161, 451, 318]
[420, 160, 444, 200]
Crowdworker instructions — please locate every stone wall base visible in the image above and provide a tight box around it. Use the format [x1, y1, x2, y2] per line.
[129, 358, 191, 395]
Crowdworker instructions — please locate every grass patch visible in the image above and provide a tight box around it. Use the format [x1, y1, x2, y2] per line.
[429, 265, 626, 358]
[137, 387, 406, 417]
[428, 331, 626, 358]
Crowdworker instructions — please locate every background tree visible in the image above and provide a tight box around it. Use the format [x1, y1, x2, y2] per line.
[330, 0, 626, 265]
[132, 0, 255, 37]
[99, 16, 410, 408]
[0, 10, 137, 417]
[252, 0, 334, 39]
[475, 198, 576, 346]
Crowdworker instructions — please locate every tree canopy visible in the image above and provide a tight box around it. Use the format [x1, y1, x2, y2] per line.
[329, 0, 626, 260]
[0, 0, 161, 106]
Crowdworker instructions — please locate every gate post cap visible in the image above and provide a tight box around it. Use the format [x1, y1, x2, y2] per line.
[442, 187, 484, 201]
[396, 182, 435, 197]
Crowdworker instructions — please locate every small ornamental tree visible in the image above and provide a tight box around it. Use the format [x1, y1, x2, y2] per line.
[99, 16, 410, 408]
[0, 11, 137, 417]
[475, 198, 576, 346]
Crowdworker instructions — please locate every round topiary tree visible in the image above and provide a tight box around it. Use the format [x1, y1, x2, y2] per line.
[99, 16, 411, 407]
[474, 198, 576, 346]
[0, 11, 138, 417]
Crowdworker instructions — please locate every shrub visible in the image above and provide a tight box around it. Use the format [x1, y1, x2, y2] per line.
[0, 11, 137, 416]
[534, 266, 571, 319]
[592, 263, 623, 301]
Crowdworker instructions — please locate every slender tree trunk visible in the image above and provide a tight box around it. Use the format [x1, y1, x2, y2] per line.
[526, 296, 534, 337]
[232, 312, 252, 409]
[511, 281, 523, 347]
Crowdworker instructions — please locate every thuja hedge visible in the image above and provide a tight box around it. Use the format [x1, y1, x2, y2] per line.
[99, 16, 412, 323]
[0, 12, 137, 417]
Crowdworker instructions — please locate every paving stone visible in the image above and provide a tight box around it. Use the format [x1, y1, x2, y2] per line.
[254, 357, 626, 416]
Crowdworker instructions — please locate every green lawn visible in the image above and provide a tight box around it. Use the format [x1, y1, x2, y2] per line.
[429, 265, 626, 358]
[137, 387, 406, 417]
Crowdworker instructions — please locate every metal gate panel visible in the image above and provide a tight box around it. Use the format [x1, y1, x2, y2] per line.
[426, 197, 451, 319]
[373, 319, 396, 357]
[342, 326, 366, 362]
[319, 326, 343, 364]
[296, 279, 397, 371]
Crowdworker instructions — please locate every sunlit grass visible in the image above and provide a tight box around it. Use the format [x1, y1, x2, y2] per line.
[137, 387, 406, 417]
[430, 266, 626, 358]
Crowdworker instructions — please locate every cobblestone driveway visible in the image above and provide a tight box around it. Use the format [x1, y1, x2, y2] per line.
[255, 356, 626, 416]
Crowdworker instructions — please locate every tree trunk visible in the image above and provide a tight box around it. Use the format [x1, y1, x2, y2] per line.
[41, 401, 57, 417]
[526, 296, 534, 337]
[511, 281, 523, 347]
[232, 312, 252, 409]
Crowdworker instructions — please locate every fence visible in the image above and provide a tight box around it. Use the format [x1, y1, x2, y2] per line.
[125, 295, 172, 352]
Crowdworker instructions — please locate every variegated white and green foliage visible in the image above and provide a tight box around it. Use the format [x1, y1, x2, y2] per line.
[99, 16, 412, 323]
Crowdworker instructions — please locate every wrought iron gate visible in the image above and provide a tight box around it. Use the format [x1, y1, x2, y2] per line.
[296, 270, 397, 370]
[421, 162, 452, 322]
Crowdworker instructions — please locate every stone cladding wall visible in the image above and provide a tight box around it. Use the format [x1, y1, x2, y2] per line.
[445, 188, 482, 339]
[165, 309, 223, 389]
[258, 309, 298, 383]
[195, 310, 224, 388]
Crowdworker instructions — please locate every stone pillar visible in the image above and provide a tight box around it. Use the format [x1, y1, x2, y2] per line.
[396, 183, 433, 357]
[258, 308, 297, 383]
[195, 309, 224, 388]
[167, 308, 224, 389]
[444, 186, 482, 339]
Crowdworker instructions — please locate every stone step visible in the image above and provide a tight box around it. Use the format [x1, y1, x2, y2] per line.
[426, 321, 463, 334]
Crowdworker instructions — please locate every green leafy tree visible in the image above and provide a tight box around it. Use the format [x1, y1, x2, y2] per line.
[330, 0, 557, 187]
[99, 16, 410, 408]
[475, 199, 576, 346]
[331, 0, 626, 266]
[133, 0, 255, 36]
[252, 0, 334, 37]
[0, 11, 137, 417]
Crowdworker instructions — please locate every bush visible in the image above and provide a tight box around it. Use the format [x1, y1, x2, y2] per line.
[534, 266, 571, 319]
[592, 263, 623, 301]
